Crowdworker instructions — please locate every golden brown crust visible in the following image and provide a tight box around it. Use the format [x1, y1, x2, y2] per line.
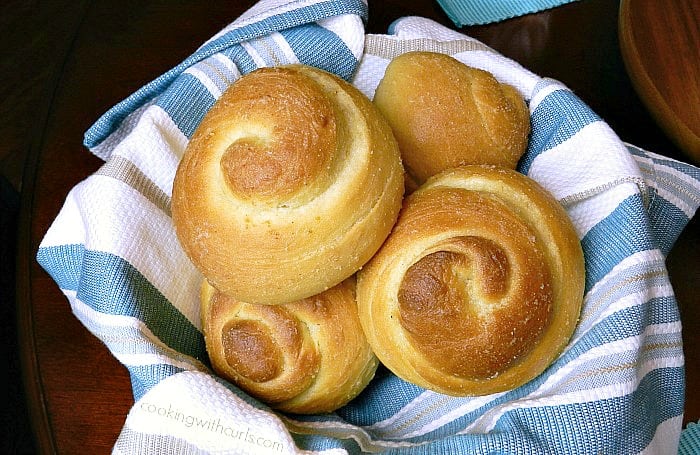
[356, 165, 585, 396]
[172, 65, 404, 305]
[201, 277, 378, 414]
[373, 51, 531, 186]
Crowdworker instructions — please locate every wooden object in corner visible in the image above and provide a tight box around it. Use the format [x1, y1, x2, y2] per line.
[619, 0, 700, 163]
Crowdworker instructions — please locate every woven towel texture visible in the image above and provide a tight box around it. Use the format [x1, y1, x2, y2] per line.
[436, 0, 580, 27]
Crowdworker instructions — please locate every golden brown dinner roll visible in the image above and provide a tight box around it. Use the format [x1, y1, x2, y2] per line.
[356, 165, 584, 396]
[172, 65, 404, 305]
[201, 277, 378, 414]
[373, 51, 530, 186]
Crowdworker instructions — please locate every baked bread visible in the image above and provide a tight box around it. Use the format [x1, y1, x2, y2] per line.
[172, 65, 404, 305]
[373, 51, 530, 187]
[356, 165, 585, 396]
[201, 277, 378, 414]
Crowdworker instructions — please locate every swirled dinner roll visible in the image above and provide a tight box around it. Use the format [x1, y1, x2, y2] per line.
[172, 65, 404, 305]
[373, 51, 530, 187]
[201, 277, 378, 414]
[356, 165, 585, 396]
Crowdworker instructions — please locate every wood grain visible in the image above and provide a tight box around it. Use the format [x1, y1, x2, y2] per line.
[619, 0, 700, 163]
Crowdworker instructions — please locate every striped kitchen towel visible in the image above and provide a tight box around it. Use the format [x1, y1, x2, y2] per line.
[36, 1, 700, 454]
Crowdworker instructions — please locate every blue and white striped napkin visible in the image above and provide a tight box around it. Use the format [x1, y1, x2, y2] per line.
[37, 1, 700, 454]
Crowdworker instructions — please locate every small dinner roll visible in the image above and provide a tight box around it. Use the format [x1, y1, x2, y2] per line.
[373, 51, 530, 186]
[172, 65, 404, 305]
[201, 277, 378, 414]
[356, 165, 584, 396]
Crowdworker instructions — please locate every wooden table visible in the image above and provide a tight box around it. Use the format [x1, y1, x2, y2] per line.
[13, 1, 699, 453]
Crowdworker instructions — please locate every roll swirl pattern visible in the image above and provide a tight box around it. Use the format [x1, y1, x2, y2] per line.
[201, 277, 378, 414]
[172, 65, 404, 305]
[373, 51, 531, 187]
[356, 165, 585, 396]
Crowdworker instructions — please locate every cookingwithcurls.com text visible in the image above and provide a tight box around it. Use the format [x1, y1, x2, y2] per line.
[140, 401, 284, 452]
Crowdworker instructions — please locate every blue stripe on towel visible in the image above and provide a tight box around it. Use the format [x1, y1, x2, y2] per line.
[36, 245, 207, 365]
[155, 73, 217, 139]
[647, 196, 691, 256]
[130, 364, 186, 401]
[581, 193, 655, 291]
[437, 0, 580, 27]
[282, 23, 360, 80]
[520, 87, 601, 174]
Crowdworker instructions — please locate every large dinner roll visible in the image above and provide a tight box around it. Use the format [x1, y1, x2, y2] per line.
[373, 51, 530, 187]
[172, 65, 404, 305]
[356, 165, 585, 396]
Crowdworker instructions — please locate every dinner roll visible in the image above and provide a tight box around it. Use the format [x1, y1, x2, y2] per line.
[172, 65, 404, 305]
[373, 51, 530, 186]
[356, 165, 584, 396]
[201, 277, 378, 414]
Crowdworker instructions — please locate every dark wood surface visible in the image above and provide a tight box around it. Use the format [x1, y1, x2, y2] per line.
[4, 0, 698, 453]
